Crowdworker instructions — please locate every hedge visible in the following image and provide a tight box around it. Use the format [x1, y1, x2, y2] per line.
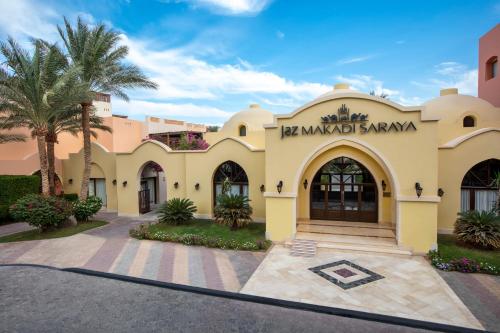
[0, 175, 40, 222]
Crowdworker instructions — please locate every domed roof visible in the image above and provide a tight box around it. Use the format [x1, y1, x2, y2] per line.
[423, 89, 498, 123]
[221, 104, 274, 133]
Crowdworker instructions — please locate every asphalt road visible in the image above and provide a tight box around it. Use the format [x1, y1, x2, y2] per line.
[0, 266, 435, 333]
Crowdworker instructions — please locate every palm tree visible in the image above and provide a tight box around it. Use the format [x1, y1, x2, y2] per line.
[46, 107, 112, 195]
[0, 131, 26, 143]
[0, 38, 90, 195]
[58, 16, 158, 199]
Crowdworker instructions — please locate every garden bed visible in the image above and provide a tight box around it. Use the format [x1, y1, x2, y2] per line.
[428, 234, 499, 275]
[0, 220, 107, 243]
[130, 219, 271, 251]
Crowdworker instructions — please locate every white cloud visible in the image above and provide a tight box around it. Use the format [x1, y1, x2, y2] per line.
[335, 74, 399, 97]
[0, 0, 59, 41]
[175, 0, 271, 15]
[412, 61, 478, 95]
[336, 55, 374, 65]
[113, 99, 233, 118]
[122, 34, 330, 102]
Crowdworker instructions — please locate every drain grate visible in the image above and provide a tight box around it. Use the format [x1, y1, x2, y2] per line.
[290, 239, 317, 257]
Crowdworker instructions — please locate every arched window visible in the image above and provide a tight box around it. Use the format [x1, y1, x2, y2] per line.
[213, 161, 249, 203]
[461, 159, 500, 212]
[463, 116, 475, 128]
[486, 56, 498, 80]
[239, 125, 247, 137]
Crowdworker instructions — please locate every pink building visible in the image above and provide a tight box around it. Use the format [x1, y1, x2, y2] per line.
[478, 24, 500, 107]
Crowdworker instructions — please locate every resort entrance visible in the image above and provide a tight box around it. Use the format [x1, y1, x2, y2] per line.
[310, 156, 377, 222]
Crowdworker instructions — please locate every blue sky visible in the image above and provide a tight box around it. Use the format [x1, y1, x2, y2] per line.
[0, 0, 499, 125]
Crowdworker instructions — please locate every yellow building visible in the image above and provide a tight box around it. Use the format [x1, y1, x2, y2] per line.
[61, 84, 500, 254]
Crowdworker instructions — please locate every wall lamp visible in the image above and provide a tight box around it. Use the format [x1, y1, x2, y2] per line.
[195, 183, 200, 190]
[122, 181, 128, 187]
[174, 182, 179, 189]
[415, 182, 423, 198]
[277, 180, 283, 194]
[260, 184, 265, 192]
[303, 179, 308, 190]
[381, 180, 387, 191]
[112, 179, 117, 185]
[68, 178, 73, 184]
[438, 188, 445, 197]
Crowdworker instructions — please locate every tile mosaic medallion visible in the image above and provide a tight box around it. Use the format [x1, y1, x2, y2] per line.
[309, 260, 384, 290]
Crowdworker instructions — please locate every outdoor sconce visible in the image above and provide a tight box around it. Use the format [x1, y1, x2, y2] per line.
[68, 178, 73, 184]
[381, 180, 387, 191]
[260, 184, 265, 192]
[277, 180, 283, 194]
[415, 182, 423, 198]
[303, 179, 308, 190]
[174, 182, 179, 189]
[195, 183, 200, 190]
[438, 188, 445, 197]
[112, 179, 117, 185]
[122, 181, 128, 187]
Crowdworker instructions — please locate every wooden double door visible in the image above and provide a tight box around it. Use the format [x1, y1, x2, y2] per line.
[310, 157, 378, 222]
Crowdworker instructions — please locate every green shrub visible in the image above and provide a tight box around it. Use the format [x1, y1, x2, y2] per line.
[157, 198, 197, 225]
[9, 194, 73, 231]
[454, 210, 500, 249]
[73, 196, 103, 222]
[0, 175, 40, 222]
[214, 194, 253, 230]
[60, 193, 79, 202]
[129, 223, 271, 251]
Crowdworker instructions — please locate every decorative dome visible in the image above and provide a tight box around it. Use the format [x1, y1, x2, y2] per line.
[423, 89, 499, 124]
[221, 104, 274, 134]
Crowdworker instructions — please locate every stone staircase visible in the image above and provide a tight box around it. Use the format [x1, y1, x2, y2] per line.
[287, 220, 412, 256]
[289, 239, 317, 257]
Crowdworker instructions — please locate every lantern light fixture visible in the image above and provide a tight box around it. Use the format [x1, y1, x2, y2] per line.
[415, 182, 423, 198]
[112, 179, 117, 185]
[68, 178, 73, 184]
[277, 180, 283, 194]
[381, 180, 387, 191]
[303, 179, 308, 190]
[195, 183, 200, 190]
[438, 188, 445, 197]
[260, 184, 265, 192]
[122, 181, 128, 187]
[174, 182, 179, 189]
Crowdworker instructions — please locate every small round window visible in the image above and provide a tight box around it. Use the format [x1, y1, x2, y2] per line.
[463, 116, 475, 128]
[239, 125, 247, 137]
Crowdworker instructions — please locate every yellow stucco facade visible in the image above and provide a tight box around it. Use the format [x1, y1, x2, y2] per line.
[60, 84, 500, 254]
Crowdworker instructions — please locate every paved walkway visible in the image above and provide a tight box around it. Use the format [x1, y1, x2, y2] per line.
[0, 222, 36, 237]
[0, 212, 265, 292]
[0, 266, 431, 333]
[241, 245, 484, 330]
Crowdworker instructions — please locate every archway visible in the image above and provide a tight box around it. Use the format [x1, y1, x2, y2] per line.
[310, 156, 378, 222]
[138, 161, 166, 214]
[213, 161, 249, 206]
[461, 158, 500, 212]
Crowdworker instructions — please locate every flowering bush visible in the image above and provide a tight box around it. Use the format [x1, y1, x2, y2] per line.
[73, 196, 103, 222]
[9, 194, 73, 231]
[427, 250, 499, 275]
[176, 133, 209, 150]
[129, 223, 271, 251]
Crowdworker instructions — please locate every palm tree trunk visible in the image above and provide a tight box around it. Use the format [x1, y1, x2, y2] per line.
[46, 133, 56, 196]
[36, 133, 50, 196]
[79, 102, 92, 200]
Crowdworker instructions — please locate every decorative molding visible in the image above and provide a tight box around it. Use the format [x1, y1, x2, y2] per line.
[263, 192, 297, 198]
[396, 195, 441, 203]
[439, 128, 500, 149]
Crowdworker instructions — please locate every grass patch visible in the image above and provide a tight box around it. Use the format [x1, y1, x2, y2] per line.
[130, 219, 270, 251]
[0, 220, 108, 243]
[438, 234, 500, 267]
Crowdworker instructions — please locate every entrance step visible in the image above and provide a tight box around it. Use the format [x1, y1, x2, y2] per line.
[291, 232, 412, 256]
[296, 224, 396, 238]
[299, 219, 394, 230]
[290, 239, 317, 257]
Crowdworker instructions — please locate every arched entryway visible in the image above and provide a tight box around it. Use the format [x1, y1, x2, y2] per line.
[461, 158, 500, 212]
[310, 156, 378, 222]
[213, 161, 249, 206]
[138, 161, 166, 214]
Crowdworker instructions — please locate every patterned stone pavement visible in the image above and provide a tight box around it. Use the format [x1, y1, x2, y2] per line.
[0, 222, 36, 237]
[0, 212, 265, 292]
[241, 245, 484, 330]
